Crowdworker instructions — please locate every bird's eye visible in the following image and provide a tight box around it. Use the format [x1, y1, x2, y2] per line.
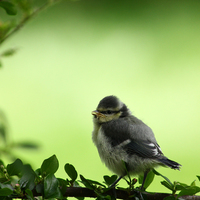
[101, 110, 115, 115]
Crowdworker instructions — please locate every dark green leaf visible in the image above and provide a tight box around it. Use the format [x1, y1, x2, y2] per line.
[0, 188, 13, 196]
[19, 165, 36, 190]
[34, 168, 41, 177]
[0, 176, 8, 184]
[0, 2, 17, 15]
[0, 124, 6, 144]
[1, 48, 18, 57]
[76, 197, 85, 200]
[25, 189, 34, 200]
[0, 160, 4, 167]
[152, 169, 173, 186]
[14, 0, 32, 13]
[41, 155, 59, 177]
[36, 183, 44, 194]
[7, 159, 23, 176]
[197, 176, 200, 181]
[175, 182, 189, 191]
[177, 186, 200, 198]
[161, 181, 174, 191]
[64, 163, 77, 182]
[190, 180, 196, 186]
[176, 182, 188, 188]
[0, 183, 13, 190]
[96, 195, 111, 200]
[103, 175, 117, 186]
[44, 173, 62, 199]
[138, 170, 155, 190]
[12, 141, 39, 150]
[80, 175, 95, 190]
[0, 21, 15, 41]
[57, 178, 68, 195]
[85, 179, 105, 188]
[163, 196, 176, 200]
[175, 185, 186, 191]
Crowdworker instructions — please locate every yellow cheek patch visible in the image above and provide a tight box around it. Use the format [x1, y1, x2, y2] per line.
[98, 112, 122, 123]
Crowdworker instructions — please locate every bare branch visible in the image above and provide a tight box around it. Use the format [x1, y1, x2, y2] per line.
[29, 187, 200, 200]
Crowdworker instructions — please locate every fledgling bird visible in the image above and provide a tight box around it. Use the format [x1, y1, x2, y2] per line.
[92, 95, 181, 189]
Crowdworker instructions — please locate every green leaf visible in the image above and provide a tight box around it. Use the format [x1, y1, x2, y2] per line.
[0, 176, 8, 184]
[152, 169, 173, 186]
[139, 170, 155, 190]
[96, 195, 111, 200]
[36, 183, 44, 194]
[25, 189, 34, 200]
[0, 188, 13, 196]
[163, 196, 176, 200]
[177, 186, 200, 198]
[0, 126, 5, 141]
[1, 48, 18, 57]
[190, 180, 196, 186]
[0, 183, 13, 190]
[19, 165, 36, 190]
[34, 168, 41, 177]
[0, 160, 4, 167]
[0, 1, 17, 15]
[103, 175, 117, 186]
[12, 141, 39, 150]
[7, 159, 23, 176]
[64, 163, 77, 182]
[197, 176, 200, 181]
[161, 181, 174, 191]
[41, 155, 59, 177]
[174, 182, 190, 192]
[44, 173, 62, 199]
[80, 175, 95, 190]
[0, 122, 6, 144]
[84, 179, 105, 188]
[57, 178, 68, 195]
[14, 0, 32, 13]
[0, 20, 15, 41]
[76, 197, 85, 200]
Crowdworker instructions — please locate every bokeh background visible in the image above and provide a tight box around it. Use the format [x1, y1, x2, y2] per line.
[0, 0, 200, 193]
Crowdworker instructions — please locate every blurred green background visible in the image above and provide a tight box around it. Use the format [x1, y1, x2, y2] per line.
[0, 0, 200, 193]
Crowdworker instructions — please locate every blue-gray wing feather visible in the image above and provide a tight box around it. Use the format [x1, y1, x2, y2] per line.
[101, 118, 163, 158]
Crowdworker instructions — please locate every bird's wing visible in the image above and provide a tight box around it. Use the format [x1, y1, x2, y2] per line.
[101, 119, 163, 159]
[123, 140, 163, 158]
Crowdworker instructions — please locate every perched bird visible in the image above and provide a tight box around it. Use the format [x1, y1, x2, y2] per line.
[92, 95, 181, 189]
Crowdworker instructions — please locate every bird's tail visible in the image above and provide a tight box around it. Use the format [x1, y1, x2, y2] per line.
[158, 157, 181, 170]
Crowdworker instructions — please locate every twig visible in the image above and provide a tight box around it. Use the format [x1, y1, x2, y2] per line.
[64, 188, 200, 200]
[27, 187, 200, 200]
[0, 0, 61, 45]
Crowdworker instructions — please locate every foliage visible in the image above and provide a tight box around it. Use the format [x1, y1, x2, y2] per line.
[0, 155, 200, 199]
[0, 110, 39, 161]
[1, 1, 200, 200]
[152, 169, 200, 200]
[0, 0, 62, 67]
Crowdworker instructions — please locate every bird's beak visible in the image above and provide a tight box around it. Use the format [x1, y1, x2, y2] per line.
[92, 110, 104, 117]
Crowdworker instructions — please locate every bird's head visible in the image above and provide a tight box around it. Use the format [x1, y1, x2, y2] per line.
[92, 95, 131, 123]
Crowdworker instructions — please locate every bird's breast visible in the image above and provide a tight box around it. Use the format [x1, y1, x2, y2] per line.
[92, 126, 129, 176]
[92, 121, 101, 146]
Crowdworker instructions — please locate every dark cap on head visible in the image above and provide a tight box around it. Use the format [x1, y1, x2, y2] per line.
[97, 95, 119, 109]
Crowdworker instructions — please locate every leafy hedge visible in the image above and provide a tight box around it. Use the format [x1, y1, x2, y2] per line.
[0, 154, 200, 200]
[1, 1, 200, 199]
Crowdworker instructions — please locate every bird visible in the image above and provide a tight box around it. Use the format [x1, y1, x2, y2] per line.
[91, 95, 181, 190]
